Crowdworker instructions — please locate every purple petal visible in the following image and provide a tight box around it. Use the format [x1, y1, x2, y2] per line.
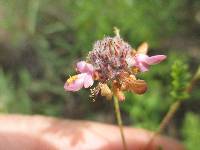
[64, 73, 94, 92]
[76, 61, 94, 74]
[135, 54, 149, 63]
[85, 63, 94, 74]
[64, 74, 85, 92]
[145, 55, 166, 65]
[138, 62, 150, 72]
[133, 54, 149, 72]
[76, 61, 86, 73]
[83, 74, 94, 88]
[134, 54, 166, 72]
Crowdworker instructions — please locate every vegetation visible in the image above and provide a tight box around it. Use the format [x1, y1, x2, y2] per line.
[0, 0, 199, 149]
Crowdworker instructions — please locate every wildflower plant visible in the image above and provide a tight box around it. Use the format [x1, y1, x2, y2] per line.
[171, 60, 190, 101]
[64, 28, 166, 149]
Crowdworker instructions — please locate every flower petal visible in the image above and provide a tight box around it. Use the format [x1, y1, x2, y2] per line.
[76, 61, 94, 74]
[135, 54, 149, 63]
[83, 74, 94, 88]
[145, 55, 166, 65]
[134, 54, 166, 72]
[138, 62, 149, 72]
[137, 42, 148, 54]
[76, 61, 86, 72]
[64, 74, 85, 91]
[64, 73, 94, 91]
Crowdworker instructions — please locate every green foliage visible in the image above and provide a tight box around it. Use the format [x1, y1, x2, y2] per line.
[170, 60, 190, 101]
[122, 80, 165, 130]
[0, 69, 31, 113]
[0, 69, 14, 112]
[70, 0, 186, 46]
[121, 53, 182, 130]
[121, 54, 197, 134]
[0, 68, 65, 115]
[182, 112, 200, 150]
[0, 0, 189, 118]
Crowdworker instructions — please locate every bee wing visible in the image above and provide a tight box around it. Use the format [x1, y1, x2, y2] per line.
[130, 79, 148, 94]
[137, 42, 148, 54]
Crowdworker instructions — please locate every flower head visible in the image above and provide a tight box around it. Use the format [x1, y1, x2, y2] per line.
[64, 28, 166, 101]
[87, 36, 132, 82]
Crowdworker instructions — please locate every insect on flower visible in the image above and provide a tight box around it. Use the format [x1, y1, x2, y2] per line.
[64, 28, 166, 101]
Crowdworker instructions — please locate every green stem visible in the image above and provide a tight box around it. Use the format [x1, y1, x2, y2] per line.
[113, 96, 127, 150]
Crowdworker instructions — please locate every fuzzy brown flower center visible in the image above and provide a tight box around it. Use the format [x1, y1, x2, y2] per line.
[87, 36, 132, 82]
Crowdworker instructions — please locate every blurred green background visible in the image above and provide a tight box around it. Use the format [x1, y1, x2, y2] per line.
[0, 0, 199, 149]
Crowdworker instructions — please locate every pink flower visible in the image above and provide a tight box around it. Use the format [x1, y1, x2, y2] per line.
[64, 61, 94, 92]
[64, 31, 167, 100]
[134, 54, 166, 72]
[76, 61, 94, 74]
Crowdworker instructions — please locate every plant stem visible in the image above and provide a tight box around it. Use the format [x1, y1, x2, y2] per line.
[143, 101, 181, 149]
[144, 67, 200, 149]
[113, 96, 128, 150]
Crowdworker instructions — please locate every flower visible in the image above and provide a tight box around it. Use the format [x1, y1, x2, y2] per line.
[126, 42, 167, 72]
[76, 61, 94, 75]
[88, 36, 132, 82]
[64, 61, 94, 92]
[134, 54, 166, 72]
[64, 28, 166, 101]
